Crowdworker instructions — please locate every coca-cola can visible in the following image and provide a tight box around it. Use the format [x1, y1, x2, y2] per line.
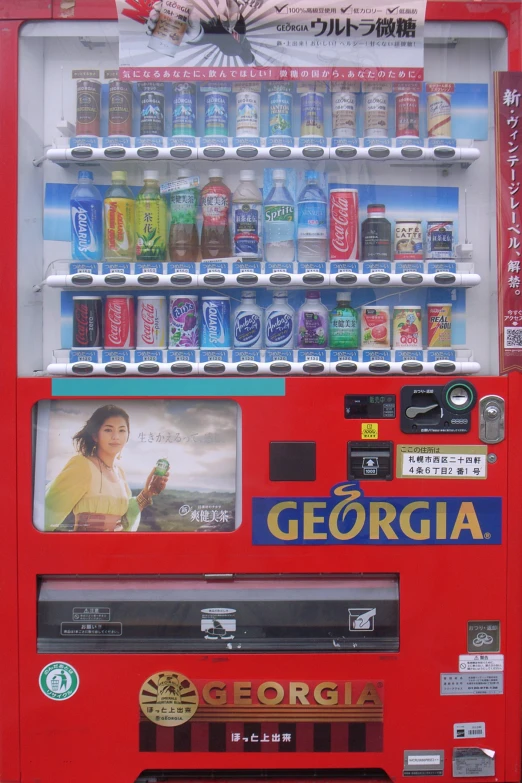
[329, 188, 359, 261]
[136, 296, 167, 349]
[73, 296, 102, 348]
[104, 295, 135, 349]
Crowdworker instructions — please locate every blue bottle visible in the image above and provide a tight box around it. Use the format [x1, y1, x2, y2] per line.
[264, 169, 295, 264]
[71, 169, 103, 261]
[297, 170, 327, 264]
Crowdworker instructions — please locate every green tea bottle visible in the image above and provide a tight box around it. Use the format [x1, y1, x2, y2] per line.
[329, 291, 359, 349]
[135, 170, 168, 262]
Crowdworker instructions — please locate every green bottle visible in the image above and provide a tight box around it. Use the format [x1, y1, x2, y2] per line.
[329, 291, 359, 349]
[135, 170, 168, 261]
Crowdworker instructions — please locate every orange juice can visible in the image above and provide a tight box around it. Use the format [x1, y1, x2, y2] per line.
[428, 303, 452, 347]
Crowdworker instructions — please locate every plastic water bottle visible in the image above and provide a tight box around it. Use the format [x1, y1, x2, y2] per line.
[265, 290, 295, 348]
[297, 170, 327, 264]
[71, 170, 103, 261]
[297, 290, 329, 348]
[264, 169, 295, 264]
[233, 290, 263, 348]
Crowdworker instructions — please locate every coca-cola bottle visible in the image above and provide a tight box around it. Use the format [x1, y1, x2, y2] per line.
[200, 169, 232, 259]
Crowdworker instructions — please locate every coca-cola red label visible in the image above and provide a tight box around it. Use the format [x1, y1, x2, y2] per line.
[105, 297, 135, 349]
[73, 299, 101, 348]
[329, 190, 358, 261]
[137, 299, 166, 348]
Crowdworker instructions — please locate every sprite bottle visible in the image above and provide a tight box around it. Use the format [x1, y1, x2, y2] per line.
[135, 170, 168, 261]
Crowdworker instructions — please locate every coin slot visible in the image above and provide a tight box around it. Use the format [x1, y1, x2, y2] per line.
[348, 441, 393, 481]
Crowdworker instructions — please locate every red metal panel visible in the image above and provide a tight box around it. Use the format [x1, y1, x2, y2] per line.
[52, 0, 117, 19]
[0, 0, 51, 19]
[0, 21, 22, 783]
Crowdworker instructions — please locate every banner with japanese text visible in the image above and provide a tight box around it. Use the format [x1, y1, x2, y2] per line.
[496, 72, 522, 373]
[117, 0, 426, 82]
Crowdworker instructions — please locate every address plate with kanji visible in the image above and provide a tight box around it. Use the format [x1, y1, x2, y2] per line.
[396, 445, 488, 479]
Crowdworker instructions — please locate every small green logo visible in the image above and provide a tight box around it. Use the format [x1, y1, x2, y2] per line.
[39, 662, 80, 701]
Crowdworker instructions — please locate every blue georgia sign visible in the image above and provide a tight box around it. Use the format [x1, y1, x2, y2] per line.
[252, 482, 502, 546]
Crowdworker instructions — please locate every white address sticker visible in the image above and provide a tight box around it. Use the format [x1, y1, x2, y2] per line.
[459, 654, 504, 672]
[396, 445, 487, 479]
[454, 723, 486, 740]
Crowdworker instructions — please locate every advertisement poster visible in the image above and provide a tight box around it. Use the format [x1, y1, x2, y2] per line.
[495, 71, 522, 373]
[33, 399, 239, 532]
[117, 0, 426, 81]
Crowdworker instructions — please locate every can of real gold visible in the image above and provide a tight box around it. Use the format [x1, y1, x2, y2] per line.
[393, 306, 422, 349]
[394, 220, 423, 260]
[428, 303, 452, 347]
[361, 306, 390, 348]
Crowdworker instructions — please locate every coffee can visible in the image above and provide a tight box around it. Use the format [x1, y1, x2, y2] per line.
[139, 82, 165, 137]
[76, 80, 101, 136]
[364, 92, 388, 137]
[73, 296, 102, 348]
[395, 92, 420, 138]
[104, 295, 135, 349]
[329, 188, 359, 261]
[136, 295, 167, 348]
[236, 90, 260, 137]
[169, 295, 199, 348]
[427, 90, 452, 138]
[108, 80, 133, 136]
[172, 82, 197, 137]
[393, 306, 422, 349]
[426, 221, 454, 259]
[300, 91, 324, 138]
[332, 90, 357, 137]
[428, 303, 452, 348]
[394, 220, 423, 260]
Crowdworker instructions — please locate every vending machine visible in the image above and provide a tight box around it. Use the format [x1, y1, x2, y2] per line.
[4, 0, 522, 782]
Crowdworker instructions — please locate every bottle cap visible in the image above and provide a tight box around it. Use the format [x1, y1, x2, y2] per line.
[242, 290, 256, 300]
[337, 291, 351, 302]
[272, 169, 286, 180]
[305, 170, 318, 181]
[367, 203, 385, 213]
[112, 170, 127, 182]
[144, 170, 160, 181]
[209, 168, 224, 178]
[78, 170, 93, 181]
[178, 168, 192, 178]
[239, 170, 256, 180]
[306, 290, 320, 299]
[274, 290, 288, 298]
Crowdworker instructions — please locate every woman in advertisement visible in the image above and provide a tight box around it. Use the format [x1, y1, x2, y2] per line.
[44, 404, 169, 532]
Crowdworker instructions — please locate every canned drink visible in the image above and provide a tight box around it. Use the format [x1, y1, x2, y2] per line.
[169, 295, 199, 348]
[268, 88, 293, 140]
[108, 80, 133, 137]
[204, 91, 229, 137]
[172, 83, 196, 137]
[332, 91, 357, 137]
[300, 92, 324, 137]
[136, 295, 167, 348]
[104, 295, 135, 349]
[76, 80, 101, 136]
[394, 220, 423, 260]
[201, 296, 231, 348]
[148, 0, 190, 53]
[395, 92, 419, 138]
[427, 90, 452, 138]
[154, 458, 170, 477]
[364, 92, 388, 137]
[236, 90, 260, 137]
[361, 306, 390, 349]
[428, 303, 452, 348]
[139, 82, 165, 137]
[393, 306, 422, 349]
[329, 188, 359, 261]
[426, 221, 454, 259]
[73, 296, 102, 348]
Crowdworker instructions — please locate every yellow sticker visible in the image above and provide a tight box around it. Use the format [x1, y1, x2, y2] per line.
[361, 423, 379, 439]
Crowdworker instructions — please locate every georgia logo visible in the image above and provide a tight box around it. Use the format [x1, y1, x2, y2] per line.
[139, 671, 198, 726]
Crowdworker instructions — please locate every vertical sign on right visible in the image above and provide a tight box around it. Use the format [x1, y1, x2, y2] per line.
[495, 71, 522, 373]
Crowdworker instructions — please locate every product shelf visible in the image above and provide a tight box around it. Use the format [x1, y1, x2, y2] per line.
[44, 271, 481, 290]
[45, 358, 481, 377]
[44, 143, 481, 166]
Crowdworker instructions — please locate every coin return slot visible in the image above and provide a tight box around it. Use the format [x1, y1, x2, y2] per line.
[270, 441, 316, 482]
[348, 441, 393, 481]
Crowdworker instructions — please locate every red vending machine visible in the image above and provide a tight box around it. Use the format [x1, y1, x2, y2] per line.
[4, 0, 522, 781]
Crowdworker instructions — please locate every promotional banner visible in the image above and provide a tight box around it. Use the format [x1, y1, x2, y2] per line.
[117, 0, 426, 82]
[495, 72, 522, 373]
[33, 399, 239, 532]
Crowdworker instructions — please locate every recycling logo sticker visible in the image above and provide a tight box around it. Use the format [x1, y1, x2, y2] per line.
[39, 662, 80, 701]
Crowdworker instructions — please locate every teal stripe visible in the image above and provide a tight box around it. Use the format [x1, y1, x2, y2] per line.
[52, 378, 286, 397]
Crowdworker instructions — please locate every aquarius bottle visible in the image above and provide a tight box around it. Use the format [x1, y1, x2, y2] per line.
[71, 170, 103, 261]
